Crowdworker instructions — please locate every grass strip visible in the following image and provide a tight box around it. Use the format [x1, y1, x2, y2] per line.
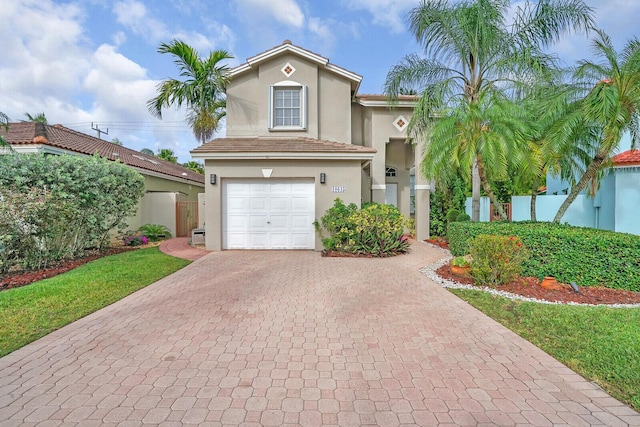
[450, 289, 640, 411]
[0, 247, 190, 357]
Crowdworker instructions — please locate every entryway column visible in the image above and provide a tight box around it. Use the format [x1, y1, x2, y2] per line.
[371, 140, 386, 204]
[414, 141, 430, 240]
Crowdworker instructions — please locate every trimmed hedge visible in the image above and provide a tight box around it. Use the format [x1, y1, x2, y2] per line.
[448, 221, 640, 291]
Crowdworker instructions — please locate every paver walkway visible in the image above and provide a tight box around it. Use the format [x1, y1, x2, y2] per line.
[159, 237, 209, 261]
[1, 242, 638, 426]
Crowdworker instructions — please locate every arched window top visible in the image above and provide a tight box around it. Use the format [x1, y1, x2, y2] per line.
[385, 167, 397, 177]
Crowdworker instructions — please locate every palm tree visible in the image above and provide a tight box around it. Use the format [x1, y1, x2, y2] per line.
[24, 112, 48, 123]
[385, 0, 593, 220]
[182, 160, 204, 174]
[147, 40, 233, 145]
[0, 112, 11, 149]
[550, 30, 640, 222]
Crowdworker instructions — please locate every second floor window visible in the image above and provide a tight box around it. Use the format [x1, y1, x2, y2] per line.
[269, 83, 307, 130]
[275, 88, 300, 127]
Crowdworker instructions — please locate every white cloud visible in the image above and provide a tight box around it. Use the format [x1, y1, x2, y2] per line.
[232, 0, 305, 28]
[343, 0, 415, 33]
[113, 0, 168, 42]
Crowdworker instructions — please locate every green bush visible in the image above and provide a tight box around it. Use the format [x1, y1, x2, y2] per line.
[138, 224, 171, 241]
[0, 153, 145, 273]
[448, 221, 640, 291]
[316, 199, 410, 257]
[469, 235, 529, 285]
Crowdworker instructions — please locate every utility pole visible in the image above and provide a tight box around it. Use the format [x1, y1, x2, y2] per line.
[91, 122, 109, 139]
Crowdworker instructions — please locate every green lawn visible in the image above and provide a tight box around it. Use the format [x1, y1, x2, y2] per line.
[451, 289, 640, 411]
[0, 247, 190, 357]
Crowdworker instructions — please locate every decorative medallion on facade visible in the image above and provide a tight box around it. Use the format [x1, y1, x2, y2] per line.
[393, 115, 408, 132]
[281, 62, 296, 78]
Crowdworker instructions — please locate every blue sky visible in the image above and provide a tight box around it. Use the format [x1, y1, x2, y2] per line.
[2, 0, 638, 162]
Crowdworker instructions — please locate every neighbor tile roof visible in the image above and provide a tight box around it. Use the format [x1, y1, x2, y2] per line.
[191, 137, 377, 155]
[611, 149, 640, 166]
[1, 122, 204, 184]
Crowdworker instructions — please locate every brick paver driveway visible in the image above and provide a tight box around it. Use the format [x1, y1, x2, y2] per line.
[1, 242, 638, 426]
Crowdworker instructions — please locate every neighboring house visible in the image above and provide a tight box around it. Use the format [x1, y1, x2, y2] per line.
[471, 149, 640, 235]
[191, 40, 429, 251]
[1, 121, 205, 237]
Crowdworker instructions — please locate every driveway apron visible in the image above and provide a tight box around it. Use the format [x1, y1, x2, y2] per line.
[1, 242, 638, 426]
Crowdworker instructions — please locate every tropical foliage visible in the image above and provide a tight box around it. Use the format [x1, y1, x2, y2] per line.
[24, 112, 48, 123]
[0, 154, 144, 273]
[138, 223, 172, 241]
[182, 160, 204, 174]
[0, 112, 10, 149]
[147, 39, 233, 145]
[385, 0, 594, 221]
[315, 199, 410, 257]
[448, 221, 640, 291]
[543, 30, 640, 221]
[156, 148, 178, 163]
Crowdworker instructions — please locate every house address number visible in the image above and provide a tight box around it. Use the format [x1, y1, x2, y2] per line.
[331, 186, 346, 193]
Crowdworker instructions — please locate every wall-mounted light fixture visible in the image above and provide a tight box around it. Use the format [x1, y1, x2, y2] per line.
[320, 173, 326, 184]
[210, 173, 217, 185]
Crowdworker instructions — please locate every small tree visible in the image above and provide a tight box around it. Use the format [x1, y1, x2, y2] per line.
[157, 148, 178, 163]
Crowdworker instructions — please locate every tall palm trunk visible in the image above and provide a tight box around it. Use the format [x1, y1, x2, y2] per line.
[477, 156, 508, 220]
[553, 148, 608, 222]
[472, 159, 481, 221]
[530, 174, 540, 221]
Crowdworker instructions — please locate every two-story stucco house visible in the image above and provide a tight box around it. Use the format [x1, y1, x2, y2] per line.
[191, 40, 429, 251]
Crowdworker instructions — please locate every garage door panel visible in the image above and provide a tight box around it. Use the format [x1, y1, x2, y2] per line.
[291, 214, 311, 230]
[269, 233, 290, 249]
[291, 233, 312, 248]
[224, 179, 314, 250]
[269, 214, 289, 230]
[249, 197, 268, 211]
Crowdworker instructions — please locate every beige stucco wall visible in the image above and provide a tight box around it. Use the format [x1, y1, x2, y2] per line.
[125, 174, 204, 235]
[226, 54, 352, 143]
[203, 159, 363, 251]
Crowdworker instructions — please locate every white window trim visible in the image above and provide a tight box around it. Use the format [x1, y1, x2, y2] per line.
[269, 81, 307, 131]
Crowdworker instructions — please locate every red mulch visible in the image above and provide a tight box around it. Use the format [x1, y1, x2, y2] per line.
[436, 263, 640, 305]
[0, 247, 137, 292]
[425, 238, 449, 250]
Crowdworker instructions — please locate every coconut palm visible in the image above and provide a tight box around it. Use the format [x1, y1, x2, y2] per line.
[385, 0, 593, 220]
[550, 30, 640, 222]
[147, 40, 233, 145]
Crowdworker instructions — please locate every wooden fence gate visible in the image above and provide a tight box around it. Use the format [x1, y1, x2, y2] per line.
[490, 203, 512, 221]
[176, 201, 198, 237]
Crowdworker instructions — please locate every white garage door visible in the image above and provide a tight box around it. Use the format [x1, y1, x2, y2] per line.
[223, 180, 315, 249]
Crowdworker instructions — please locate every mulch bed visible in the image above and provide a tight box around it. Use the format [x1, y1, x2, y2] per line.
[0, 247, 136, 292]
[436, 263, 640, 305]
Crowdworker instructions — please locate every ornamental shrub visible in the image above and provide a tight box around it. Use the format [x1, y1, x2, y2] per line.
[316, 199, 410, 257]
[469, 235, 529, 285]
[448, 221, 640, 291]
[138, 224, 171, 241]
[123, 234, 149, 246]
[0, 153, 145, 272]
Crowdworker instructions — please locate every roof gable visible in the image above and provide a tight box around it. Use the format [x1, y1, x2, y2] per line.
[1, 122, 205, 185]
[229, 40, 362, 93]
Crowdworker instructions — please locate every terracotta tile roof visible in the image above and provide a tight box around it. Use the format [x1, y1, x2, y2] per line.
[191, 137, 376, 155]
[357, 94, 418, 102]
[612, 149, 640, 166]
[1, 122, 204, 185]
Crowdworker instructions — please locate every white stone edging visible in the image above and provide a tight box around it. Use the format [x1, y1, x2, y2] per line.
[420, 245, 640, 309]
